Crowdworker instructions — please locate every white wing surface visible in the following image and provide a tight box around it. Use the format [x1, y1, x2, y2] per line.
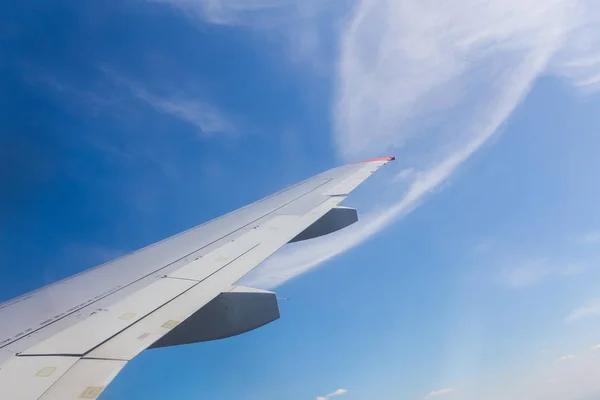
[0, 157, 394, 399]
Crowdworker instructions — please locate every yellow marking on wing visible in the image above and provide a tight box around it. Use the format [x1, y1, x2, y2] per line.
[118, 312, 136, 321]
[35, 366, 56, 377]
[161, 320, 180, 330]
[80, 386, 104, 399]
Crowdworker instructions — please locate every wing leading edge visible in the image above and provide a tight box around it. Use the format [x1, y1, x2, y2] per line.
[0, 157, 394, 400]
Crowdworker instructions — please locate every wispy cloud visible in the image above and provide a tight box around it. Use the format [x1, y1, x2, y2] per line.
[497, 257, 587, 289]
[476, 349, 600, 399]
[246, 0, 600, 289]
[591, 343, 600, 351]
[147, 0, 283, 26]
[316, 388, 348, 400]
[566, 299, 600, 322]
[333, 0, 589, 160]
[557, 354, 577, 362]
[132, 87, 235, 137]
[33, 65, 236, 139]
[392, 167, 415, 182]
[425, 387, 455, 399]
[146, 1, 346, 72]
[579, 230, 600, 245]
[502, 260, 551, 288]
[96, 66, 236, 137]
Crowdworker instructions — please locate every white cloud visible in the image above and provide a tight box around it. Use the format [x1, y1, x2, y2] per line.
[393, 167, 415, 181]
[560, 262, 588, 276]
[333, 0, 589, 160]
[591, 344, 600, 351]
[147, 0, 282, 25]
[242, 0, 600, 289]
[557, 354, 576, 361]
[425, 387, 455, 398]
[98, 67, 236, 137]
[502, 260, 550, 288]
[147, 0, 344, 71]
[133, 88, 235, 136]
[579, 231, 600, 245]
[566, 299, 600, 322]
[497, 257, 587, 289]
[316, 388, 348, 400]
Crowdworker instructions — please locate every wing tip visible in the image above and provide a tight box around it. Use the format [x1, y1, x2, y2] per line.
[350, 156, 396, 164]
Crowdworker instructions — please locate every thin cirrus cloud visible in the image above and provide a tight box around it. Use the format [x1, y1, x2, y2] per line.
[565, 299, 600, 322]
[132, 86, 236, 136]
[558, 354, 577, 361]
[147, 0, 284, 26]
[499, 259, 587, 289]
[579, 230, 600, 245]
[502, 260, 551, 289]
[316, 388, 348, 400]
[147, 0, 346, 71]
[98, 66, 236, 137]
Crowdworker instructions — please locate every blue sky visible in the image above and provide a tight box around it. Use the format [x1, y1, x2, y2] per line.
[2, 0, 600, 399]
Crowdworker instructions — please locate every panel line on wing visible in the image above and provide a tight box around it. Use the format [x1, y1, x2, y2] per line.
[83, 214, 323, 361]
[20, 278, 197, 356]
[20, 241, 265, 359]
[162, 276, 199, 282]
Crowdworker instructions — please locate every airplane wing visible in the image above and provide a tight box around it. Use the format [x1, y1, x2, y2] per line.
[0, 157, 394, 400]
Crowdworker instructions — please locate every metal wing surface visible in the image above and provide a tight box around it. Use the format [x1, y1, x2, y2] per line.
[0, 157, 394, 399]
